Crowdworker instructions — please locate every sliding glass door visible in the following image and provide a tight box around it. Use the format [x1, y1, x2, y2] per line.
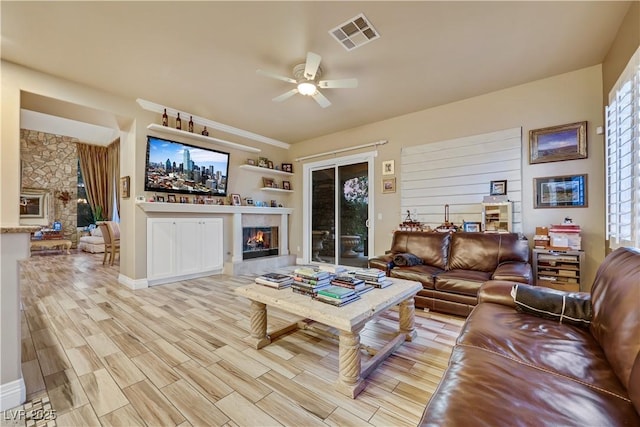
[304, 152, 374, 268]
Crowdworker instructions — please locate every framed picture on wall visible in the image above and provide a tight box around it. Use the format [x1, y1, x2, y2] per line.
[382, 160, 395, 175]
[120, 176, 130, 199]
[529, 121, 587, 164]
[490, 180, 507, 196]
[533, 174, 587, 208]
[382, 177, 396, 193]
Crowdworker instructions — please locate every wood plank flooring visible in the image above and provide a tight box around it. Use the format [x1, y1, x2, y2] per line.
[13, 251, 463, 427]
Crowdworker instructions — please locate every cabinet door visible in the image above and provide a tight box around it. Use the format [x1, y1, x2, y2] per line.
[201, 218, 223, 271]
[147, 219, 176, 280]
[176, 219, 203, 275]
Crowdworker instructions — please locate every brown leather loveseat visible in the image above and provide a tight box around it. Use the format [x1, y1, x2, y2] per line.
[368, 231, 531, 316]
[420, 247, 640, 426]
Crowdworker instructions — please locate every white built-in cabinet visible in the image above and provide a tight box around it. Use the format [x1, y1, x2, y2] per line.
[147, 217, 223, 285]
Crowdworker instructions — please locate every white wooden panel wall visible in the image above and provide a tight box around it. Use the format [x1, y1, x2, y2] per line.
[401, 128, 522, 232]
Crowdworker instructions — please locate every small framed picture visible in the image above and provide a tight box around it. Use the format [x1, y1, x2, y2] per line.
[270, 200, 277, 207]
[231, 194, 241, 206]
[382, 160, 395, 175]
[490, 180, 507, 196]
[156, 195, 165, 202]
[281, 163, 293, 173]
[262, 177, 275, 188]
[245, 197, 254, 205]
[463, 221, 481, 232]
[246, 159, 256, 166]
[382, 177, 396, 193]
[267, 161, 274, 169]
[179, 196, 188, 203]
[258, 157, 269, 168]
[282, 181, 291, 190]
[120, 176, 130, 198]
[167, 194, 176, 203]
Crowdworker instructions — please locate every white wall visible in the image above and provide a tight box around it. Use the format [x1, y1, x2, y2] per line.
[290, 65, 605, 288]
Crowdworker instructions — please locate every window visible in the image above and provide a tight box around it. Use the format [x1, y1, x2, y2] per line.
[605, 46, 640, 250]
[77, 159, 94, 227]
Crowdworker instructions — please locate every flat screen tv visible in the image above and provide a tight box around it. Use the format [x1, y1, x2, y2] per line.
[144, 135, 230, 197]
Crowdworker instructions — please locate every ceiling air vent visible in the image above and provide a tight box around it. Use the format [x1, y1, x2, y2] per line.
[329, 13, 379, 51]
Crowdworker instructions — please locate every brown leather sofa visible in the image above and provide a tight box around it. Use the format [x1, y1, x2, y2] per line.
[420, 247, 640, 426]
[368, 231, 531, 316]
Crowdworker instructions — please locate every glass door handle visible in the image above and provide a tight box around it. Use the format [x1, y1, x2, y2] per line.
[365, 219, 370, 228]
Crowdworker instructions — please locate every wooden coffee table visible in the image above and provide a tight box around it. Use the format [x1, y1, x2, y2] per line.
[235, 276, 422, 398]
[30, 239, 72, 254]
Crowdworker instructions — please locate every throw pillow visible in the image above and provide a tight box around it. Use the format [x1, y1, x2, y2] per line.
[511, 284, 592, 327]
[393, 253, 423, 267]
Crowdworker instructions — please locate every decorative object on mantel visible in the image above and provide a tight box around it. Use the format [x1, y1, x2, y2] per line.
[176, 113, 182, 130]
[162, 108, 168, 126]
[201, 126, 209, 136]
[529, 121, 587, 164]
[231, 194, 241, 206]
[281, 163, 293, 173]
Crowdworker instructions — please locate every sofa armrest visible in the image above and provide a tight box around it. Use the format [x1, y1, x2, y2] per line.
[493, 261, 532, 285]
[477, 280, 521, 308]
[368, 255, 395, 276]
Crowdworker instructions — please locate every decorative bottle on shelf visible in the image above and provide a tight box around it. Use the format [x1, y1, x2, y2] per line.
[188, 116, 194, 133]
[176, 113, 182, 130]
[162, 109, 168, 126]
[201, 126, 209, 136]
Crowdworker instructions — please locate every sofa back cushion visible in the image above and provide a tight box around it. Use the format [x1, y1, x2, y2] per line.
[589, 247, 640, 412]
[448, 233, 528, 272]
[389, 231, 450, 270]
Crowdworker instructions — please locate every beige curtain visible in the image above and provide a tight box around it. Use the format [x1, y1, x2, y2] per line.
[78, 138, 120, 220]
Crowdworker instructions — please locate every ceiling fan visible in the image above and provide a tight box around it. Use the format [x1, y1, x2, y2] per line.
[257, 52, 358, 108]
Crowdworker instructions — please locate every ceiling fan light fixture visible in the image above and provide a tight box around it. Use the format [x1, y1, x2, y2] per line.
[297, 81, 317, 96]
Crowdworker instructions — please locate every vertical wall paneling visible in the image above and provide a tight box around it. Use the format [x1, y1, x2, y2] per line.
[400, 127, 522, 232]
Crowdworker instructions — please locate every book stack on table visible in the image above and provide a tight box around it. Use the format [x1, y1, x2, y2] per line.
[331, 275, 374, 295]
[291, 266, 334, 297]
[254, 273, 293, 289]
[314, 285, 361, 307]
[350, 268, 393, 288]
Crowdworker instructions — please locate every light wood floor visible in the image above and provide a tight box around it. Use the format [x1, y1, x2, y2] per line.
[15, 251, 463, 427]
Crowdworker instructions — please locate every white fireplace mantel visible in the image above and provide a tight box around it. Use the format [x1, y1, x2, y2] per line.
[137, 202, 293, 267]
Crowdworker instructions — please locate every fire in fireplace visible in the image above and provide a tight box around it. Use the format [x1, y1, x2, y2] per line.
[243, 226, 279, 259]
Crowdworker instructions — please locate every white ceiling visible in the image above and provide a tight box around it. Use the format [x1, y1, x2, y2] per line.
[1, 1, 632, 145]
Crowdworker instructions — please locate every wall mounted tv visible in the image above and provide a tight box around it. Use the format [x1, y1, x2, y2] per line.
[144, 135, 230, 197]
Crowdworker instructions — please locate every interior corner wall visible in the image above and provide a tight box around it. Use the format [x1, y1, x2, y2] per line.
[602, 1, 640, 98]
[290, 65, 605, 289]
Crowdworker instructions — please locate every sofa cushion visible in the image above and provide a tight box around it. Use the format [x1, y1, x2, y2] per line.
[457, 302, 628, 399]
[492, 261, 532, 284]
[589, 247, 640, 411]
[433, 269, 491, 297]
[390, 265, 443, 289]
[389, 231, 450, 270]
[420, 344, 640, 427]
[448, 233, 528, 272]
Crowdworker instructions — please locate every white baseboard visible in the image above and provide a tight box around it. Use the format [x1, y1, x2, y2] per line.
[118, 274, 148, 290]
[0, 377, 25, 411]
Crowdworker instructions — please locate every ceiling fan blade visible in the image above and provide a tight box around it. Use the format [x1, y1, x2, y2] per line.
[318, 78, 358, 89]
[304, 52, 322, 80]
[312, 90, 331, 108]
[256, 69, 296, 84]
[272, 88, 299, 102]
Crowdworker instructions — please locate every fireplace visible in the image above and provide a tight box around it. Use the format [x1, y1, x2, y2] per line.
[243, 226, 279, 260]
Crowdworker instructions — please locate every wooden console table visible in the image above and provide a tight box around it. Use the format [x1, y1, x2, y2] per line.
[30, 239, 72, 254]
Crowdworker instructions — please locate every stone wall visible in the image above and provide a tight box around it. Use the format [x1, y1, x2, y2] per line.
[20, 130, 79, 245]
